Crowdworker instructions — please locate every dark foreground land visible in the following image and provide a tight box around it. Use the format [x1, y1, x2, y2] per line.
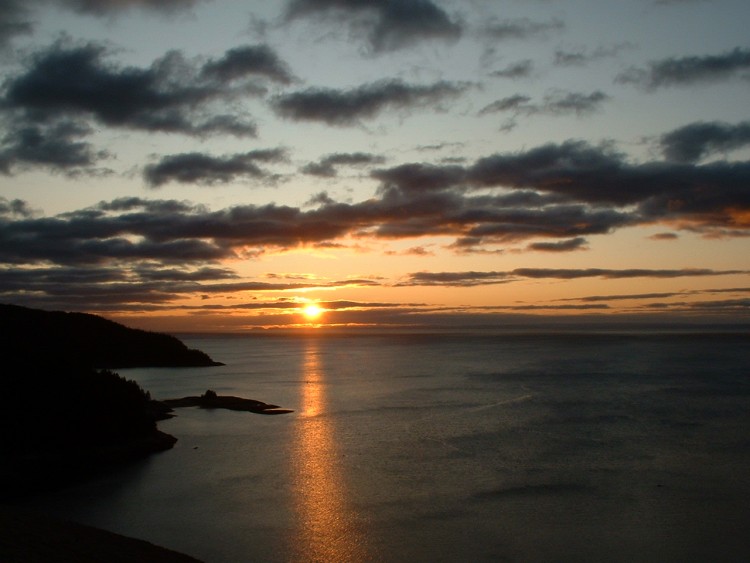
[0, 304, 291, 561]
[0, 304, 225, 499]
[0, 303, 222, 368]
[0, 507, 202, 563]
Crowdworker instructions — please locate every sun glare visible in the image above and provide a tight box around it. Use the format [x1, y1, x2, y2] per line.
[303, 304, 323, 320]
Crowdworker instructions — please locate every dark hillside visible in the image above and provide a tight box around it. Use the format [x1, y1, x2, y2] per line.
[0, 304, 221, 368]
[0, 304, 222, 499]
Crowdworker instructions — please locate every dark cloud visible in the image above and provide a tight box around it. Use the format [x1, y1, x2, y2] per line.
[640, 297, 750, 316]
[563, 291, 683, 302]
[272, 79, 468, 126]
[456, 206, 630, 245]
[302, 152, 386, 177]
[368, 139, 750, 240]
[304, 191, 337, 206]
[0, 197, 35, 217]
[482, 17, 564, 41]
[478, 94, 531, 115]
[285, 0, 461, 52]
[512, 267, 744, 279]
[654, 0, 710, 5]
[0, 260, 383, 311]
[144, 149, 287, 187]
[541, 90, 610, 116]
[368, 0, 461, 52]
[400, 268, 744, 287]
[649, 232, 679, 240]
[2, 41, 258, 137]
[0, 197, 347, 267]
[0, 0, 33, 48]
[464, 141, 750, 228]
[2, 138, 749, 291]
[372, 140, 750, 239]
[372, 162, 466, 192]
[632, 161, 750, 231]
[201, 44, 295, 84]
[0, 188, 623, 275]
[58, 0, 204, 15]
[498, 303, 609, 312]
[527, 237, 588, 252]
[560, 286, 750, 304]
[0, 0, 204, 50]
[0, 119, 109, 175]
[0, 40, 299, 173]
[479, 90, 609, 118]
[616, 47, 750, 90]
[659, 121, 750, 162]
[553, 44, 632, 67]
[490, 60, 534, 79]
[467, 141, 633, 201]
[687, 298, 750, 310]
[415, 141, 465, 153]
[400, 271, 511, 287]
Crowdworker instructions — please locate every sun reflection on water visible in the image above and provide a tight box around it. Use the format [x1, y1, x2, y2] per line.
[291, 339, 368, 562]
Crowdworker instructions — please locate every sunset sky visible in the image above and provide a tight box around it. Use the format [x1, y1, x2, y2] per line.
[1, 0, 749, 331]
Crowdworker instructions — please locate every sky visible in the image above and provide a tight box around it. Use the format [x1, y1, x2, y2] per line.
[0, 0, 749, 332]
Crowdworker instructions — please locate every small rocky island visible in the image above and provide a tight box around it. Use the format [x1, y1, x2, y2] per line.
[163, 389, 293, 415]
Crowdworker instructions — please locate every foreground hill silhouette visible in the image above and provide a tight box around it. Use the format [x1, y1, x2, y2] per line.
[0, 304, 222, 368]
[0, 304, 222, 499]
[0, 305, 221, 368]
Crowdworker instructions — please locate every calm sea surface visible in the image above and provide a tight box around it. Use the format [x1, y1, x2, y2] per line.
[16, 331, 750, 562]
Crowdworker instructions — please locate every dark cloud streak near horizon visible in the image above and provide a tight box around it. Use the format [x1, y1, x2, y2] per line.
[401, 268, 746, 287]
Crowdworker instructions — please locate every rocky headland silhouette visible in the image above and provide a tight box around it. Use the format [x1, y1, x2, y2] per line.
[0, 304, 292, 561]
[0, 303, 222, 369]
[0, 304, 224, 499]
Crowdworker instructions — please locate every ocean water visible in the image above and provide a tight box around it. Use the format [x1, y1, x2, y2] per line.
[16, 330, 750, 562]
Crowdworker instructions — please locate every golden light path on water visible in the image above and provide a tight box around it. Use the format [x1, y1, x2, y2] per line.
[291, 339, 369, 562]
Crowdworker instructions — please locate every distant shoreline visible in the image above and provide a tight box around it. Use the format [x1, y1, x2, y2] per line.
[169, 323, 750, 339]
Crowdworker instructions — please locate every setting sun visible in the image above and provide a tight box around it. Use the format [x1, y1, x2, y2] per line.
[303, 304, 324, 320]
